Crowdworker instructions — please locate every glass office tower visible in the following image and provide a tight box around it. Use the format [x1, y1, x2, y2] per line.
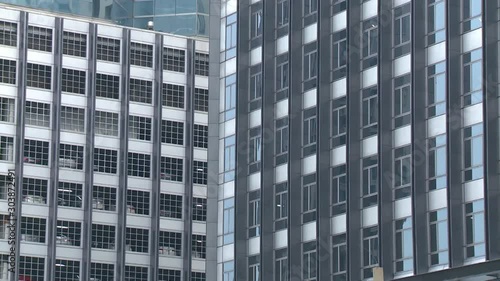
[0, 0, 209, 36]
[0, 4, 212, 280]
[209, 0, 500, 280]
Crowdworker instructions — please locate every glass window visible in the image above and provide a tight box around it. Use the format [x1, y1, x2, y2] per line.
[363, 226, 379, 279]
[62, 68, 86, 95]
[224, 136, 236, 182]
[0, 97, 15, 123]
[275, 252, 288, 281]
[277, 0, 289, 27]
[126, 227, 149, 253]
[304, 0, 317, 16]
[248, 194, 261, 238]
[159, 269, 180, 281]
[226, 14, 237, 59]
[223, 198, 235, 244]
[97, 37, 120, 63]
[303, 50, 317, 81]
[63, 31, 86, 57]
[362, 157, 378, 207]
[24, 139, 49, 166]
[250, 10, 262, 39]
[160, 156, 183, 182]
[194, 52, 209, 76]
[0, 21, 17, 47]
[303, 115, 317, 146]
[427, 0, 446, 44]
[429, 208, 449, 266]
[159, 231, 182, 256]
[394, 145, 412, 199]
[332, 29, 348, 75]
[276, 61, 289, 91]
[363, 18, 378, 59]
[192, 197, 207, 221]
[162, 120, 184, 145]
[394, 13, 411, 46]
[275, 119, 289, 155]
[362, 87, 378, 138]
[0, 58, 16, 85]
[25, 101, 50, 128]
[27, 63, 51, 90]
[0, 136, 14, 162]
[19, 256, 44, 281]
[194, 124, 208, 149]
[275, 183, 288, 229]
[463, 48, 483, 106]
[331, 165, 347, 215]
[28, 25, 52, 52]
[59, 143, 84, 170]
[250, 72, 262, 101]
[163, 48, 185, 72]
[395, 217, 413, 273]
[193, 161, 207, 185]
[93, 148, 118, 174]
[463, 0, 482, 32]
[249, 135, 262, 164]
[192, 234, 206, 259]
[427, 61, 446, 117]
[91, 262, 114, 280]
[465, 200, 485, 259]
[428, 134, 447, 190]
[91, 224, 116, 249]
[160, 193, 182, 219]
[125, 266, 148, 280]
[332, 234, 347, 280]
[332, 97, 347, 147]
[39, 260, 63, 277]
[195, 88, 209, 112]
[463, 123, 483, 181]
[224, 261, 235, 281]
[224, 75, 237, 120]
[129, 115, 152, 141]
[130, 78, 152, 104]
[394, 75, 411, 128]
[127, 152, 151, 178]
[130, 42, 153, 68]
[303, 243, 317, 281]
[303, 183, 317, 215]
[162, 83, 185, 109]
[96, 73, 119, 99]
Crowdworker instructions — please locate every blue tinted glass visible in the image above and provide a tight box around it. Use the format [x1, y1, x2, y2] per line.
[134, 1, 153, 16]
[435, 2, 445, 30]
[154, 0, 175, 14]
[474, 212, 485, 243]
[470, 0, 481, 17]
[197, 0, 209, 14]
[437, 221, 448, 251]
[156, 15, 197, 35]
[176, 0, 196, 13]
[197, 15, 208, 36]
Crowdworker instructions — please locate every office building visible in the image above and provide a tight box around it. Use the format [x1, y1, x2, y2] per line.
[0, 4, 212, 280]
[209, 0, 500, 280]
[0, 0, 209, 36]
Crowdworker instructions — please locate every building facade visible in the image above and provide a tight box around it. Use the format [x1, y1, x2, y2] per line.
[0, 0, 209, 37]
[210, 0, 500, 280]
[0, 5, 213, 280]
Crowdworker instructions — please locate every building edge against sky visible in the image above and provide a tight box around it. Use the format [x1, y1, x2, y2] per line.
[0, 0, 209, 37]
[0, 3, 214, 280]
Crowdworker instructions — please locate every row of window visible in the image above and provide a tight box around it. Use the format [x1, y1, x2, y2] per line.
[0, 255, 205, 281]
[0, 22, 210, 75]
[10, 138, 208, 182]
[0, 177, 207, 221]
[0, 98, 208, 145]
[0, 217, 206, 255]
[244, 203, 482, 281]
[0, 60, 209, 111]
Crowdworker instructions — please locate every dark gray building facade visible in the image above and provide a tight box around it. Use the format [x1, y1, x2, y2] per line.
[210, 0, 500, 280]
